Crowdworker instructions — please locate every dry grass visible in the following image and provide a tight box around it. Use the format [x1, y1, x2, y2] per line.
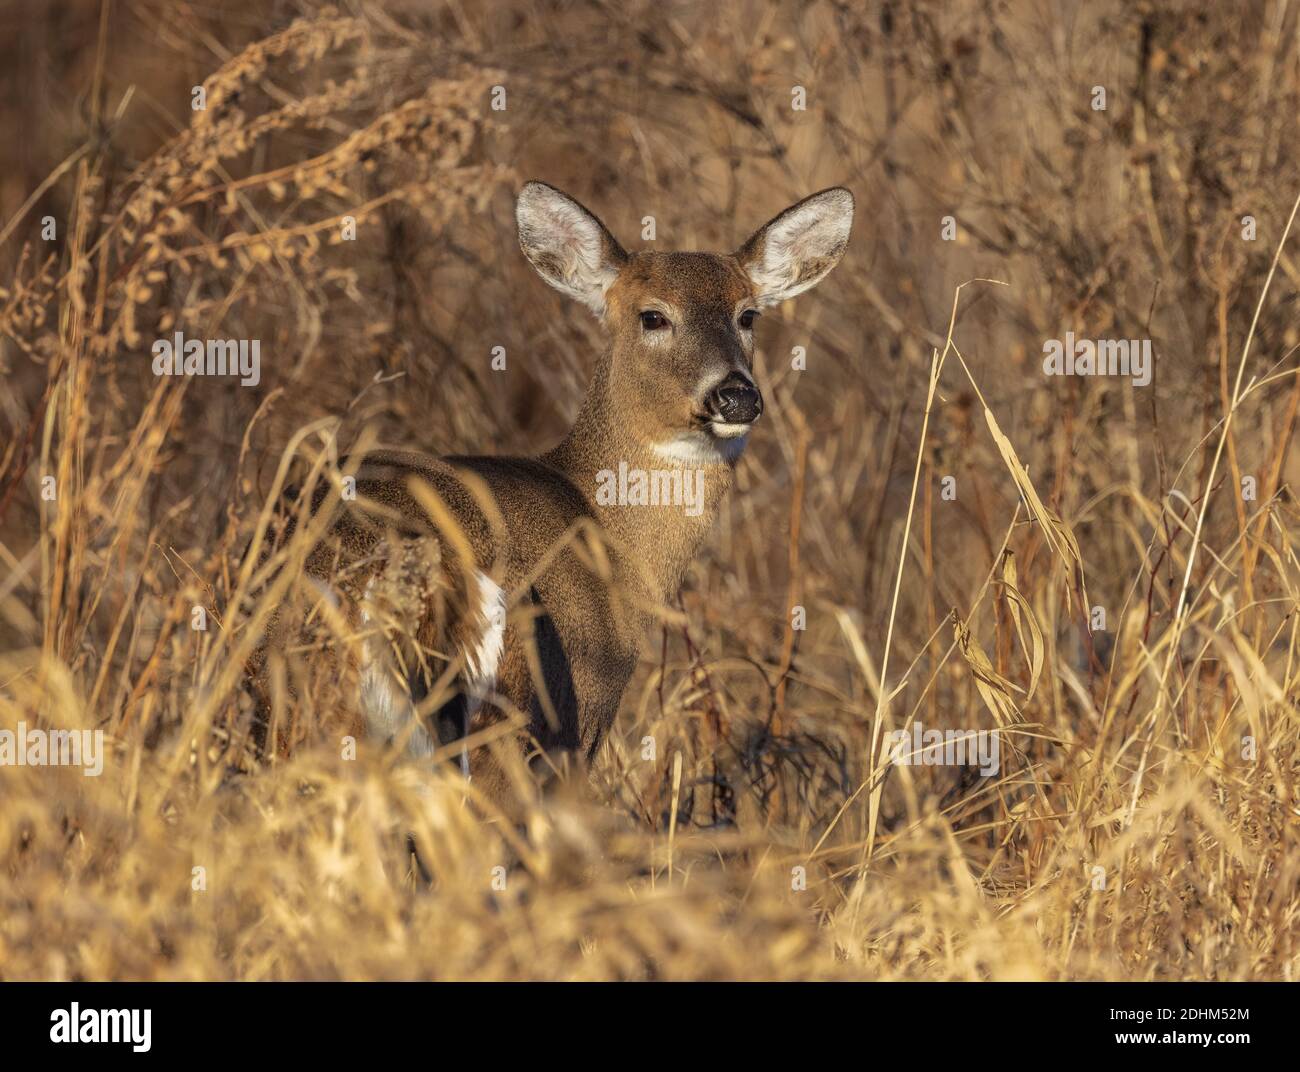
[1, 0, 1298, 981]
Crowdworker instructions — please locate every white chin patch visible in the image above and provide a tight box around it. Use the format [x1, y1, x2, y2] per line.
[709, 420, 752, 439]
[652, 425, 751, 464]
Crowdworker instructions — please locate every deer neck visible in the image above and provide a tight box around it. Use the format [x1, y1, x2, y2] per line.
[542, 361, 742, 603]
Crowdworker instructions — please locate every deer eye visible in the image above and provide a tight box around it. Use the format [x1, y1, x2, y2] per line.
[640, 310, 669, 331]
[739, 309, 759, 330]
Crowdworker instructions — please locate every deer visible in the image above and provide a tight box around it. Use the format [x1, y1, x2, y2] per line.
[253, 181, 853, 807]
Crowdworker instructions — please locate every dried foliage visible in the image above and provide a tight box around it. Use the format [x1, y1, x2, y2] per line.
[0, 0, 1297, 980]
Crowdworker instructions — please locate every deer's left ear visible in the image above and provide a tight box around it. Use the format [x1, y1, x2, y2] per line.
[735, 188, 854, 307]
[516, 181, 628, 317]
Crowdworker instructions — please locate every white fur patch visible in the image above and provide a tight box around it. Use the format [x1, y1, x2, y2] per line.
[358, 575, 436, 760]
[357, 566, 506, 778]
[640, 317, 675, 346]
[464, 573, 505, 696]
[652, 429, 749, 465]
[457, 572, 507, 778]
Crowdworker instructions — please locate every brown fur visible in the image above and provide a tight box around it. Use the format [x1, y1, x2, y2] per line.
[251, 183, 852, 806]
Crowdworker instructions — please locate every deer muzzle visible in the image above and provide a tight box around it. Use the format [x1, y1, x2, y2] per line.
[704, 371, 763, 432]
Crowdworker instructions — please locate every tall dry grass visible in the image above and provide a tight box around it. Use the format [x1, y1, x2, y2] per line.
[0, 0, 1297, 980]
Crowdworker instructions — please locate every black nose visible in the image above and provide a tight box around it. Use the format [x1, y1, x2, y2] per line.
[707, 373, 763, 424]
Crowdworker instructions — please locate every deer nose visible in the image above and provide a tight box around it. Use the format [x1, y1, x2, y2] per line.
[707, 373, 763, 424]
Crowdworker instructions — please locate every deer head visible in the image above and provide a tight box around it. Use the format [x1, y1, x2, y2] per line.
[516, 182, 854, 465]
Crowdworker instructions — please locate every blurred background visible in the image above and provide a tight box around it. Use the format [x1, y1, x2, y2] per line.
[0, 0, 1297, 980]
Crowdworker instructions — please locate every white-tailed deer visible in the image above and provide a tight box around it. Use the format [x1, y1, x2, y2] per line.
[256, 181, 853, 803]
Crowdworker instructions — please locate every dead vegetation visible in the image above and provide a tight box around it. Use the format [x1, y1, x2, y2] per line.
[0, 0, 1297, 980]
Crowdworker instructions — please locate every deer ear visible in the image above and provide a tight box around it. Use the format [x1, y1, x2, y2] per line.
[516, 182, 628, 316]
[735, 188, 854, 307]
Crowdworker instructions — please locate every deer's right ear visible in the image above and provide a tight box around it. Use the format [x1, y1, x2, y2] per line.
[516, 182, 628, 316]
[735, 187, 854, 307]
